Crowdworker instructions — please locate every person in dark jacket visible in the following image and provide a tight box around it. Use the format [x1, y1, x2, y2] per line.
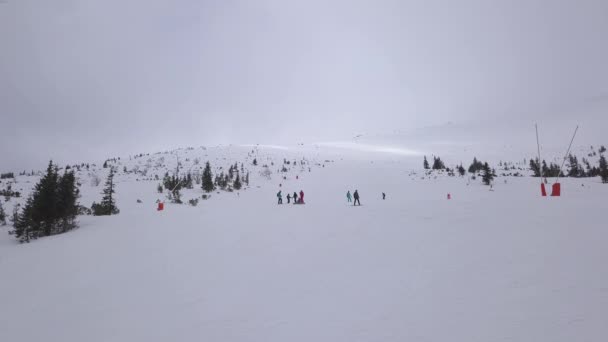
[382, 192, 386, 200]
[277, 190, 283, 204]
[293, 191, 298, 204]
[286, 193, 292, 204]
[353, 190, 360, 206]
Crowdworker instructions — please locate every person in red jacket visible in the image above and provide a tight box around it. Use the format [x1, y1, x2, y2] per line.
[299, 190, 304, 204]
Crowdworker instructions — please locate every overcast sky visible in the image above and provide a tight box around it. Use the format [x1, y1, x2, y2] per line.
[1, 0, 607, 170]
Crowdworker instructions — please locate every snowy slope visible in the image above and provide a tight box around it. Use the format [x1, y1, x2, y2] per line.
[1, 142, 608, 342]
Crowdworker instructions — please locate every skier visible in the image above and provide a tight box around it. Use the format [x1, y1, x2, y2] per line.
[353, 190, 360, 206]
[382, 192, 386, 200]
[286, 193, 292, 204]
[346, 191, 352, 203]
[277, 190, 283, 204]
[293, 191, 298, 204]
[299, 190, 304, 204]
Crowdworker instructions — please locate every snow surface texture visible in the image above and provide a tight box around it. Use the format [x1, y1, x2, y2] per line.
[1, 143, 607, 342]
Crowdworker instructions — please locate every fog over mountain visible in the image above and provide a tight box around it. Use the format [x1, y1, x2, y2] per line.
[1, 0, 607, 170]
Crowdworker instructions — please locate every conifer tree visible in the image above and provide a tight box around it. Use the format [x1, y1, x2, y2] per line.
[432, 156, 445, 170]
[423, 156, 430, 169]
[228, 165, 234, 180]
[529, 158, 541, 177]
[458, 164, 466, 176]
[56, 170, 79, 233]
[468, 157, 483, 173]
[567, 154, 583, 177]
[482, 162, 494, 185]
[34, 161, 60, 236]
[202, 162, 214, 192]
[0, 201, 6, 226]
[93, 167, 119, 215]
[600, 154, 608, 183]
[253, 158, 257, 166]
[233, 173, 242, 190]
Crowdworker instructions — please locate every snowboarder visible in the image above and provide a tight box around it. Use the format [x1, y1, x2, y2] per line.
[293, 191, 298, 204]
[286, 193, 292, 204]
[299, 190, 305, 204]
[353, 190, 360, 206]
[277, 190, 283, 204]
[382, 192, 386, 200]
[346, 191, 352, 203]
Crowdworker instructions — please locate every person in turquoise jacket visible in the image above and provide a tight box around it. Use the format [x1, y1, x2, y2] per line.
[346, 191, 352, 203]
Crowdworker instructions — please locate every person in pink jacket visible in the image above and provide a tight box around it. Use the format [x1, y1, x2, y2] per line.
[299, 190, 304, 204]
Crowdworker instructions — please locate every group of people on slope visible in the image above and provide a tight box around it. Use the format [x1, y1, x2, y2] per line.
[277, 190, 305, 205]
[346, 190, 361, 206]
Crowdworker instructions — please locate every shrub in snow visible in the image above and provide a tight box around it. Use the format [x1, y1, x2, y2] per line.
[188, 198, 199, 207]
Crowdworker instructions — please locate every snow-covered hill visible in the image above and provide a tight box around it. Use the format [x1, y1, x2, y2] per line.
[1, 140, 607, 341]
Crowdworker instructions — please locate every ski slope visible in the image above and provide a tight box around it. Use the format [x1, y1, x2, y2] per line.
[1, 143, 607, 342]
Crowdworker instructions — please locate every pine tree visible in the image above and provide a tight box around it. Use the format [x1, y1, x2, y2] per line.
[56, 170, 79, 233]
[245, 172, 250, 185]
[253, 158, 258, 166]
[458, 164, 466, 176]
[432, 156, 445, 170]
[600, 154, 608, 183]
[34, 161, 60, 236]
[482, 162, 494, 185]
[529, 158, 541, 177]
[202, 162, 214, 192]
[228, 165, 234, 180]
[93, 167, 119, 215]
[0, 201, 6, 226]
[157, 184, 163, 193]
[423, 156, 430, 169]
[12, 197, 36, 242]
[468, 157, 483, 173]
[233, 173, 242, 190]
[567, 154, 582, 177]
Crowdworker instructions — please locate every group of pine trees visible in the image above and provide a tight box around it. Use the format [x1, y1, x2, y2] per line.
[423, 156, 446, 170]
[530, 151, 608, 182]
[1, 172, 15, 179]
[212, 162, 248, 191]
[157, 161, 250, 203]
[9, 161, 80, 243]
